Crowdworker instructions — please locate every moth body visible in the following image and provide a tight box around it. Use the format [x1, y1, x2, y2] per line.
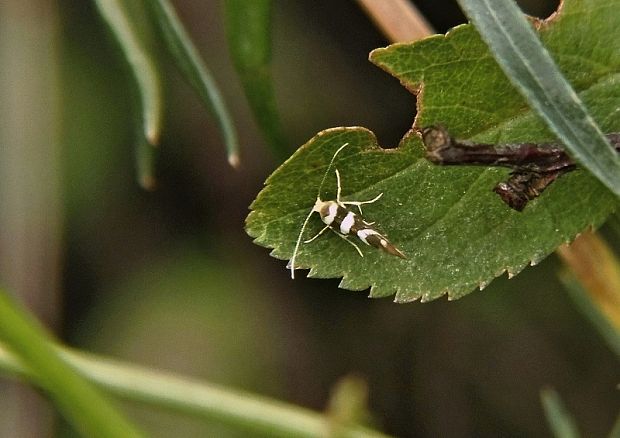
[289, 143, 406, 279]
[313, 199, 406, 258]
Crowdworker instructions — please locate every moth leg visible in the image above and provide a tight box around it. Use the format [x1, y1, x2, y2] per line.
[304, 225, 330, 244]
[333, 230, 364, 257]
[334, 168, 383, 215]
[342, 192, 383, 215]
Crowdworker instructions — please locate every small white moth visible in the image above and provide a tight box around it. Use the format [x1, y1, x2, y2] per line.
[289, 142, 406, 279]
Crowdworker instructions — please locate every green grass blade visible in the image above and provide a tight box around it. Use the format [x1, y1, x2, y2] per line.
[94, 0, 162, 146]
[148, 0, 240, 167]
[540, 388, 581, 438]
[0, 290, 143, 437]
[0, 343, 392, 438]
[224, 0, 289, 162]
[457, 0, 620, 197]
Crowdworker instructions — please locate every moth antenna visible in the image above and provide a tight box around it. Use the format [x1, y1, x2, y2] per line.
[317, 142, 349, 198]
[335, 169, 342, 202]
[290, 206, 319, 279]
[290, 142, 350, 279]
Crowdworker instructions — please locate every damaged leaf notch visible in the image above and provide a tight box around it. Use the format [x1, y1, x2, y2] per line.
[422, 126, 620, 211]
[248, 0, 620, 301]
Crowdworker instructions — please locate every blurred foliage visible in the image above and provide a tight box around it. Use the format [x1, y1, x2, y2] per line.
[64, 245, 287, 437]
[147, 0, 240, 166]
[224, 0, 289, 161]
[558, 232, 620, 358]
[540, 388, 581, 438]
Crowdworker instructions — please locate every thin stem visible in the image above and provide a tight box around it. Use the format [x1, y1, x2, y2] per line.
[421, 126, 620, 211]
[422, 126, 620, 172]
[0, 291, 143, 437]
[0, 343, 392, 438]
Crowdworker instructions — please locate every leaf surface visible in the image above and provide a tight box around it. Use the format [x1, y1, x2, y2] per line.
[246, 0, 620, 301]
[457, 0, 620, 196]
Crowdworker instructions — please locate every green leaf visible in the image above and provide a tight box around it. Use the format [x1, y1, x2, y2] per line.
[457, 0, 620, 198]
[224, 0, 289, 162]
[147, 0, 240, 167]
[246, 0, 620, 301]
[94, 0, 162, 146]
[540, 388, 581, 438]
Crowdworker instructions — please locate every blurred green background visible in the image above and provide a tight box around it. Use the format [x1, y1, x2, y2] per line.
[0, 0, 617, 436]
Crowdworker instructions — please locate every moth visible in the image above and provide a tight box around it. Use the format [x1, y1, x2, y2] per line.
[289, 143, 406, 279]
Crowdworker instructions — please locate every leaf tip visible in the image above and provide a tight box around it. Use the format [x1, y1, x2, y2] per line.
[139, 175, 157, 191]
[146, 125, 161, 147]
[228, 152, 241, 169]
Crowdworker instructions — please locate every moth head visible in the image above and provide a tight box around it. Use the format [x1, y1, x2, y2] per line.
[312, 198, 331, 215]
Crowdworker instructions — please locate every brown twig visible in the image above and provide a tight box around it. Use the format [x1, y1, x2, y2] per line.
[422, 126, 620, 210]
[356, 0, 434, 43]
